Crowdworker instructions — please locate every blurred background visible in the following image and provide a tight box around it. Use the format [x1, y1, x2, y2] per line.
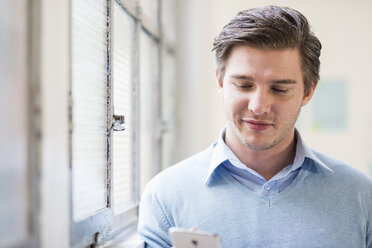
[1, 0, 371, 247]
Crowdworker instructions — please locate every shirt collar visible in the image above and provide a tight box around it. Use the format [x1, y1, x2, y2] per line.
[205, 127, 333, 186]
[298, 131, 333, 173]
[205, 128, 229, 185]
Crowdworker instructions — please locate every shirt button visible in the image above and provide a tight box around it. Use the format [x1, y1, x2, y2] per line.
[264, 184, 271, 190]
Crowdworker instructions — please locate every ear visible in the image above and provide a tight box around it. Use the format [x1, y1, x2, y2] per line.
[216, 69, 224, 95]
[301, 82, 317, 107]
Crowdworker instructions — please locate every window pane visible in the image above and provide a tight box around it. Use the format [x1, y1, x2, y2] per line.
[161, 51, 177, 170]
[0, 0, 30, 246]
[112, 2, 136, 214]
[139, 0, 159, 28]
[161, 0, 177, 45]
[139, 31, 160, 193]
[71, 0, 108, 221]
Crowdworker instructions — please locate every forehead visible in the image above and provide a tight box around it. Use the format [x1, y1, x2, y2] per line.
[224, 45, 303, 82]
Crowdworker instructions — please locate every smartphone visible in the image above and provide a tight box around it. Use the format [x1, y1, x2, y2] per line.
[169, 227, 223, 248]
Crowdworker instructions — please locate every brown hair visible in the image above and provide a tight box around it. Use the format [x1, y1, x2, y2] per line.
[212, 5, 322, 93]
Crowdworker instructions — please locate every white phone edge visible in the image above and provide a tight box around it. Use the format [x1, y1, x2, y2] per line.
[169, 227, 223, 248]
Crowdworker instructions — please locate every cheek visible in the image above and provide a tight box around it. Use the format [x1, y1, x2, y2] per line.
[276, 99, 302, 119]
[224, 93, 248, 115]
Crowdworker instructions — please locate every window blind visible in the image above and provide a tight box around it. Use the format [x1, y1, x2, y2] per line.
[161, 51, 177, 170]
[71, 0, 108, 221]
[112, 2, 136, 214]
[139, 31, 160, 193]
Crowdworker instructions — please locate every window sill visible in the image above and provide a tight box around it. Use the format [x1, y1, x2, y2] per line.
[101, 227, 144, 248]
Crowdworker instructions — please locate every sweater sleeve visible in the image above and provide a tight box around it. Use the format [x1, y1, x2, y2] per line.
[367, 203, 372, 248]
[138, 182, 173, 248]
[365, 178, 372, 248]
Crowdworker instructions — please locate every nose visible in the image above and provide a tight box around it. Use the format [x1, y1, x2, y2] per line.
[248, 88, 271, 115]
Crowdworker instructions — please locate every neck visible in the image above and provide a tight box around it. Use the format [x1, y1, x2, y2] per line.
[225, 128, 297, 181]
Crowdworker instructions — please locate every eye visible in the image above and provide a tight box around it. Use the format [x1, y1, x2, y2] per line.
[233, 82, 253, 90]
[237, 85, 252, 89]
[271, 87, 289, 93]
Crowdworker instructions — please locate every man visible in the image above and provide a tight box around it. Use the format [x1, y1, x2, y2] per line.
[138, 6, 372, 248]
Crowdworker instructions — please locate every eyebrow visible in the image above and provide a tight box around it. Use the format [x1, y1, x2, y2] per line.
[229, 75, 255, 81]
[271, 79, 297, 85]
[230, 74, 297, 85]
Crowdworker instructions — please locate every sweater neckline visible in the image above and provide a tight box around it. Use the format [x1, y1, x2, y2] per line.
[215, 160, 311, 204]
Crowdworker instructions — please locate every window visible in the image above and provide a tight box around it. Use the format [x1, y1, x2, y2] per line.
[71, 0, 108, 224]
[160, 48, 178, 170]
[160, 0, 178, 170]
[139, 29, 161, 193]
[112, 0, 137, 215]
[0, 0, 176, 246]
[70, 0, 177, 246]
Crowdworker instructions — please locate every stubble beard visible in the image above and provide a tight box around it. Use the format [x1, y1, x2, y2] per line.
[227, 108, 301, 151]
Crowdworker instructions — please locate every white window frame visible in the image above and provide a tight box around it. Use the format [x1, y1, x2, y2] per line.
[28, 0, 42, 246]
[69, 0, 174, 246]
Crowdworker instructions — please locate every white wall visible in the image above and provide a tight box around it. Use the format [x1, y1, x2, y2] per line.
[176, 0, 372, 176]
[40, 0, 70, 247]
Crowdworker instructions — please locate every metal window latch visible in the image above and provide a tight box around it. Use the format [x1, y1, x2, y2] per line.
[112, 114, 125, 131]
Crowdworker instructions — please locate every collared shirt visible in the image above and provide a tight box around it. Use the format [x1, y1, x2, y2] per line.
[206, 127, 331, 197]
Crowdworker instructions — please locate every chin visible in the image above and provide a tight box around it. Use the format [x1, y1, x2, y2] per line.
[242, 140, 276, 151]
[237, 130, 279, 151]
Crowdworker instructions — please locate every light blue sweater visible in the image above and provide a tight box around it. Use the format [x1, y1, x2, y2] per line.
[138, 143, 372, 248]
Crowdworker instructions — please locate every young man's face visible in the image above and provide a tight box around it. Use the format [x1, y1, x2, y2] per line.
[218, 45, 315, 151]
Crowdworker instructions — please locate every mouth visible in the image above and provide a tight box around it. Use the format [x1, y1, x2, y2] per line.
[243, 119, 273, 131]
